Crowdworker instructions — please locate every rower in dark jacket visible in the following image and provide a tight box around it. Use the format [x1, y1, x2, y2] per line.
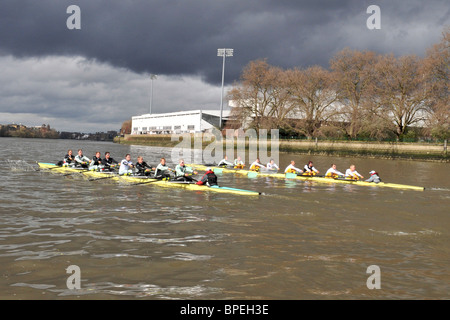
[102, 152, 118, 171]
[58, 149, 75, 166]
[135, 156, 154, 176]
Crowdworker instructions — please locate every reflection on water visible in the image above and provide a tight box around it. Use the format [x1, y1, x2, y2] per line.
[0, 138, 449, 299]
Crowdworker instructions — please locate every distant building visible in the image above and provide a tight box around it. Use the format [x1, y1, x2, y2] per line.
[131, 110, 231, 135]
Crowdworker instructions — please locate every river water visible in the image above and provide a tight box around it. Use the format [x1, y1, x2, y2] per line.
[0, 137, 449, 300]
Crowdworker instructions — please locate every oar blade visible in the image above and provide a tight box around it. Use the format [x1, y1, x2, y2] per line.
[247, 171, 258, 178]
[285, 172, 297, 179]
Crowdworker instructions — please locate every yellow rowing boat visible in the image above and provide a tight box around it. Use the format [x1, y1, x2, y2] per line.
[37, 163, 261, 196]
[186, 164, 425, 191]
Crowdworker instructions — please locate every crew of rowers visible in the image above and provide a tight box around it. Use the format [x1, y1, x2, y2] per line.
[59, 149, 217, 186]
[217, 155, 381, 183]
[60, 149, 381, 184]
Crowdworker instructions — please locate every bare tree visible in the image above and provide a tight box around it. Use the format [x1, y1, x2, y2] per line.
[228, 59, 293, 131]
[372, 54, 428, 139]
[330, 48, 378, 139]
[285, 65, 338, 138]
[423, 27, 449, 140]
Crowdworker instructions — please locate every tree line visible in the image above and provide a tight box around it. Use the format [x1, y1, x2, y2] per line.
[228, 28, 449, 142]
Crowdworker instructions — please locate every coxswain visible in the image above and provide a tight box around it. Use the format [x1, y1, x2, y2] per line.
[284, 160, 303, 174]
[154, 157, 172, 179]
[119, 154, 134, 175]
[365, 170, 381, 183]
[325, 164, 344, 178]
[303, 161, 319, 175]
[102, 152, 118, 171]
[218, 155, 233, 167]
[175, 159, 198, 181]
[196, 168, 218, 186]
[266, 159, 279, 171]
[249, 158, 266, 172]
[234, 156, 245, 169]
[345, 165, 364, 180]
[135, 156, 155, 176]
[74, 149, 91, 168]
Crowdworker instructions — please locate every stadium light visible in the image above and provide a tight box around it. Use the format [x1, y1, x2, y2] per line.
[150, 74, 157, 114]
[217, 48, 233, 129]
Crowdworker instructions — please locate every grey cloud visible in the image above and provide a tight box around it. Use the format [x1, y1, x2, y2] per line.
[1, 0, 448, 84]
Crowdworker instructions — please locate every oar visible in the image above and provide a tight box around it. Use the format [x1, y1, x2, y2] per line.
[131, 178, 161, 186]
[285, 172, 298, 179]
[247, 171, 258, 178]
[62, 168, 89, 176]
[88, 174, 117, 181]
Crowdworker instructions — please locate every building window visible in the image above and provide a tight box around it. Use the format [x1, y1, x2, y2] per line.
[149, 126, 157, 130]
[174, 126, 181, 130]
[163, 126, 172, 130]
[142, 127, 147, 131]
[187, 125, 195, 130]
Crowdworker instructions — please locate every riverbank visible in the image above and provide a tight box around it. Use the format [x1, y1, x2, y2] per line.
[114, 134, 449, 162]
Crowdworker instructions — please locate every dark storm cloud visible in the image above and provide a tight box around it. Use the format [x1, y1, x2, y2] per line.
[1, 0, 448, 85]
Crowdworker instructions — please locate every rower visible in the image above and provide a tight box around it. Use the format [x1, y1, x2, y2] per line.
[345, 165, 364, 180]
[89, 151, 103, 171]
[102, 152, 118, 171]
[218, 155, 233, 167]
[154, 157, 172, 179]
[365, 170, 381, 183]
[175, 159, 198, 181]
[196, 167, 218, 186]
[303, 161, 319, 175]
[284, 160, 303, 174]
[135, 156, 155, 176]
[59, 149, 75, 167]
[325, 164, 344, 178]
[119, 154, 134, 175]
[234, 156, 245, 169]
[74, 149, 91, 168]
[266, 159, 279, 171]
[249, 158, 266, 172]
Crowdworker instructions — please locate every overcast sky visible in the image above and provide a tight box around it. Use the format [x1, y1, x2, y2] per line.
[0, 0, 448, 132]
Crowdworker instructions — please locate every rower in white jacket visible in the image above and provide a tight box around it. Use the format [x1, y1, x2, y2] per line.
[284, 161, 303, 174]
[345, 165, 364, 180]
[74, 149, 91, 168]
[325, 164, 344, 178]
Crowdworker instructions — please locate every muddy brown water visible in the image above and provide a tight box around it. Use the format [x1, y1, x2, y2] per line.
[0, 137, 449, 299]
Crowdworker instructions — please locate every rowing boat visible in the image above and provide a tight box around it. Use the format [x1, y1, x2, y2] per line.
[37, 163, 261, 196]
[186, 164, 425, 191]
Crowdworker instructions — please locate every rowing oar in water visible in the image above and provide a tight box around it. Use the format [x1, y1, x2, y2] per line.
[87, 173, 117, 181]
[130, 177, 162, 186]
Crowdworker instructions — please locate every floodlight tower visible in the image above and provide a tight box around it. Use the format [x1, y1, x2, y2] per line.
[150, 74, 157, 114]
[217, 48, 233, 129]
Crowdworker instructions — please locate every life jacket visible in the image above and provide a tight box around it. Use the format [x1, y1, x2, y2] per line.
[197, 170, 217, 185]
[206, 171, 217, 185]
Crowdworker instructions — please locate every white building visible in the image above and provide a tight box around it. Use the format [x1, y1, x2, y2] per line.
[131, 110, 231, 135]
